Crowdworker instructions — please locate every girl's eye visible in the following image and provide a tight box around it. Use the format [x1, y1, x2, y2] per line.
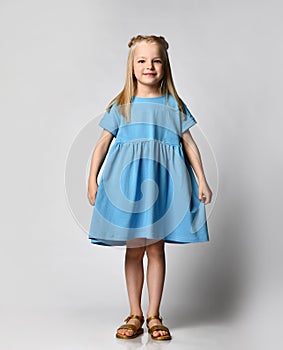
[137, 59, 162, 64]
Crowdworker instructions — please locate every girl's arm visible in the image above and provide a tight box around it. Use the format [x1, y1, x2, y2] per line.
[181, 130, 212, 204]
[87, 129, 114, 206]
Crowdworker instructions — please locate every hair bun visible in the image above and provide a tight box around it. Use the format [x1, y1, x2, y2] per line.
[158, 36, 169, 50]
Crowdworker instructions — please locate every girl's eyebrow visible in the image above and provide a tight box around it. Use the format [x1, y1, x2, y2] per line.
[136, 56, 162, 59]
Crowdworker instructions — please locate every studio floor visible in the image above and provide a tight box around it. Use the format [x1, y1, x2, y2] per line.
[0, 304, 268, 350]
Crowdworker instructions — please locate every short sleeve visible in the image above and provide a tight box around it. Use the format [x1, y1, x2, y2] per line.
[181, 101, 197, 134]
[98, 105, 119, 137]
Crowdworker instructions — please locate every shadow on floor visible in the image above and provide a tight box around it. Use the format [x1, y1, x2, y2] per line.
[164, 187, 251, 329]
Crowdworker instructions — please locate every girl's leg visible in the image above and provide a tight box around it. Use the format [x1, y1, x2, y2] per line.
[117, 240, 146, 336]
[146, 240, 169, 338]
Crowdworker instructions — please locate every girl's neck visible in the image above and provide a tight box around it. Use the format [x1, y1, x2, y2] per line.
[134, 85, 163, 98]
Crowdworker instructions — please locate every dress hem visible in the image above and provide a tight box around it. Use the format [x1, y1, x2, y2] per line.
[88, 237, 210, 247]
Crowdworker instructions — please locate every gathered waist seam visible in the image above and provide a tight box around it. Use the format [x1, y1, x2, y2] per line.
[115, 138, 181, 147]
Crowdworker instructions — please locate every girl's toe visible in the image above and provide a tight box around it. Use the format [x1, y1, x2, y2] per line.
[154, 330, 168, 337]
[126, 330, 133, 337]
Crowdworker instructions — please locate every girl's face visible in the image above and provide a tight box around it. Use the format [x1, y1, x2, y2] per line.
[133, 41, 164, 90]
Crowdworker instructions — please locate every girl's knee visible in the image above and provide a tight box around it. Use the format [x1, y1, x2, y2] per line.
[126, 246, 145, 260]
[145, 240, 165, 259]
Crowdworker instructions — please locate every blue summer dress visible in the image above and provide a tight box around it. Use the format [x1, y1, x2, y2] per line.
[88, 94, 209, 246]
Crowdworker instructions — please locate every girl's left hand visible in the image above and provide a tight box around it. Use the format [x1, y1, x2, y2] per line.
[198, 180, 212, 204]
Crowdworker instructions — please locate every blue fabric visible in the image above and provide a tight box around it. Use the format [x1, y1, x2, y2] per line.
[89, 94, 209, 246]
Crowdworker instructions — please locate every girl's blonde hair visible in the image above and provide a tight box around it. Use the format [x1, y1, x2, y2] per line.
[106, 35, 186, 121]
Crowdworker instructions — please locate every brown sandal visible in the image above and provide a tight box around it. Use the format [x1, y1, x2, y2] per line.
[116, 314, 144, 339]
[146, 315, 172, 341]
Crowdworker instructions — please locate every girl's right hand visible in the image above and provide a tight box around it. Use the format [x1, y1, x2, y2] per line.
[87, 182, 98, 206]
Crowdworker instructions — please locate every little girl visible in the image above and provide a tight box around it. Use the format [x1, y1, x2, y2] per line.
[87, 35, 212, 341]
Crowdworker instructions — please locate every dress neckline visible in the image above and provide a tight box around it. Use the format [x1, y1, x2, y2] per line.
[133, 94, 166, 101]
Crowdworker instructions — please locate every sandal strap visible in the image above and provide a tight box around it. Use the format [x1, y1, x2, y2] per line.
[146, 315, 162, 327]
[148, 324, 170, 335]
[117, 323, 138, 332]
[124, 314, 144, 325]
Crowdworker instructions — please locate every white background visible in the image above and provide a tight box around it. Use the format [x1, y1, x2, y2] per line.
[1, 0, 282, 349]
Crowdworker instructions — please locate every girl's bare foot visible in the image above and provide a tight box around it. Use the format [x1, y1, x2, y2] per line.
[116, 315, 143, 337]
[147, 317, 170, 338]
